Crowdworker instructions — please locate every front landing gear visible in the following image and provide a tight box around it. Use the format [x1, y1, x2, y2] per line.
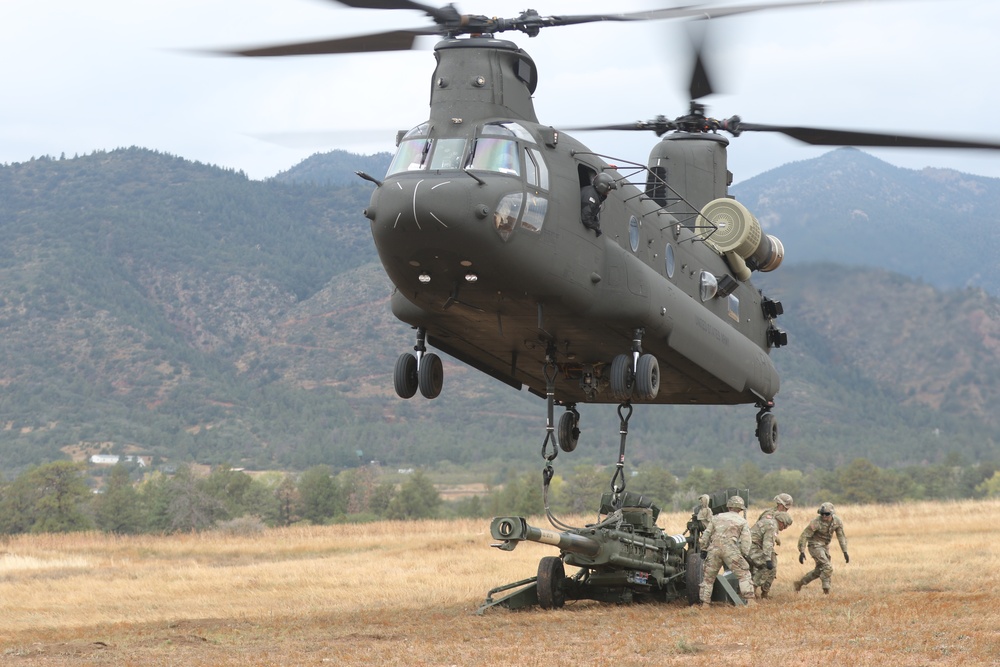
[755, 403, 778, 454]
[609, 328, 660, 402]
[393, 328, 443, 399]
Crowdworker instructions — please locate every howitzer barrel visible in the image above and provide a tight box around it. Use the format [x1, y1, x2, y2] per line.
[490, 517, 601, 558]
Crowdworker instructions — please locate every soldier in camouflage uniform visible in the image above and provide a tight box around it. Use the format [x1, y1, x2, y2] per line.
[757, 493, 793, 522]
[693, 494, 713, 527]
[698, 495, 755, 606]
[795, 502, 849, 594]
[754, 493, 794, 584]
[748, 511, 792, 599]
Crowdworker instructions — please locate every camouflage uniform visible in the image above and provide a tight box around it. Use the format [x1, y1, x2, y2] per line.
[756, 493, 794, 523]
[756, 493, 793, 544]
[748, 511, 791, 598]
[698, 497, 754, 605]
[795, 502, 848, 593]
[693, 494, 713, 528]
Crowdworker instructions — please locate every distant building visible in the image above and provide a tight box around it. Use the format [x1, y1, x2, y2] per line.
[89, 454, 149, 467]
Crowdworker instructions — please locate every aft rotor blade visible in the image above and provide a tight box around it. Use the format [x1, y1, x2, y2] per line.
[736, 123, 1000, 150]
[221, 29, 435, 57]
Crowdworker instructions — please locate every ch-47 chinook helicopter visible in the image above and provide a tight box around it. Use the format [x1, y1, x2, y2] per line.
[220, 0, 1000, 460]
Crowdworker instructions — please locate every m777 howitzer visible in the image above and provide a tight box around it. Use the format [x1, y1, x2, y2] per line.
[477, 489, 749, 613]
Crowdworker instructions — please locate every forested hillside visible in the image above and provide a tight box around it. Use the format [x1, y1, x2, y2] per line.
[0, 148, 998, 482]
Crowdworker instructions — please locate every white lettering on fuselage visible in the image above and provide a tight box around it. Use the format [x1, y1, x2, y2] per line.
[695, 316, 730, 347]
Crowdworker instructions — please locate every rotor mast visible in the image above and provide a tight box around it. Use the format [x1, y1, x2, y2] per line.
[429, 37, 539, 125]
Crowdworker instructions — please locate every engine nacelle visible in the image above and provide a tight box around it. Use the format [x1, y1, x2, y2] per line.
[696, 198, 784, 278]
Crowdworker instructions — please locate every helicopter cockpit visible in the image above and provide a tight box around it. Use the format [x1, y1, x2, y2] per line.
[385, 121, 550, 239]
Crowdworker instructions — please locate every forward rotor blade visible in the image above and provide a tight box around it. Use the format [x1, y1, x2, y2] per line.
[330, 0, 439, 11]
[221, 29, 435, 57]
[735, 123, 1000, 150]
[561, 117, 679, 136]
[625, 0, 892, 22]
[328, 0, 462, 25]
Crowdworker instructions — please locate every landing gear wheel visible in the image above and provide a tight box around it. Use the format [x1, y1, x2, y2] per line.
[393, 352, 418, 399]
[557, 411, 580, 453]
[418, 352, 443, 399]
[634, 353, 660, 401]
[685, 550, 705, 606]
[757, 412, 778, 454]
[537, 556, 566, 609]
[609, 354, 633, 401]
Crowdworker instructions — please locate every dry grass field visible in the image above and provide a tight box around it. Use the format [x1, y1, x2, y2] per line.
[1, 499, 998, 666]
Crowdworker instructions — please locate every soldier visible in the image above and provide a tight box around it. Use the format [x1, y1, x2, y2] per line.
[748, 510, 792, 599]
[580, 172, 616, 236]
[693, 494, 713, 527]
[755, 493, 794, 579]
[794, 502, 849, 595]
[698, 495, 755, 606]
[757, 493, 794, 522]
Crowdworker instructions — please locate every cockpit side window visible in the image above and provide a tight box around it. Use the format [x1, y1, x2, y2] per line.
[386, 138, 430, 175]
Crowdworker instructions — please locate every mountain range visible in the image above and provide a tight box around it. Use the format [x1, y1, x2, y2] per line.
[1, 147, 998, 478]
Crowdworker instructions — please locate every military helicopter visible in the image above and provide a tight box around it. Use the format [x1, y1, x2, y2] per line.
[220, 0, 1000, 458]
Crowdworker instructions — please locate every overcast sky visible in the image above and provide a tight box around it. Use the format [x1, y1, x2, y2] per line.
[4, 0, 1000, 183]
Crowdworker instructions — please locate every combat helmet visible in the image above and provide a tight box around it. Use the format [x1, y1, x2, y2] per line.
[818, 502, 835, 516]
[774, 493, 794, 508]
[593, 172, 617, 196]
[773, 511, 793, 528]
[727, 495, 746, 511]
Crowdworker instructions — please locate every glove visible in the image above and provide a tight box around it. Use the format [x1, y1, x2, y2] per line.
[799, 552, 806, 564]
[765, 560, 773, 570]
[844, 552, 850, 564]
[700, 550, 707, 559]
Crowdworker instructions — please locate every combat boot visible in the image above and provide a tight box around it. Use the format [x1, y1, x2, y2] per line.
[760, 588, 769, 599]
[744, 598, 756, 607]
[823, 588, 831, 595]
[793, 579, 803, 592]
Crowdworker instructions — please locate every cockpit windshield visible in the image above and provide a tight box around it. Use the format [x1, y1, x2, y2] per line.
[386, 121, 541, 177]
[466, 137, 520, 175]
[383, 121, 550, 237]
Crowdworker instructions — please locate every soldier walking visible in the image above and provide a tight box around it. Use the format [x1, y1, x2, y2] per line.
[748, 511, 792, 599]
[795, 502, 849, 594]
[699, 495, 755, 606]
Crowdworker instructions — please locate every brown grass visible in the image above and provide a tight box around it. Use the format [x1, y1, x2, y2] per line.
[1, 500, 999, 666]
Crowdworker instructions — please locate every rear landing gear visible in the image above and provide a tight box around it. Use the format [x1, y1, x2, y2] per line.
[755, 404, 777, 454]
[558, 407, 580, 453]
[393, 328, 443, 400]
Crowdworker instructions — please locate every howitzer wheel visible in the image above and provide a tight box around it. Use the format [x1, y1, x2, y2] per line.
[536, 556, 566, 609]
[685, 551, 705, 606]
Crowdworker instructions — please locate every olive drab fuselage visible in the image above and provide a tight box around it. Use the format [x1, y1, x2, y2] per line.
[365, 36, 783, 407]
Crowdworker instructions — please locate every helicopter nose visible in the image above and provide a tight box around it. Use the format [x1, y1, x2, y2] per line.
[374, 177, 476, 232]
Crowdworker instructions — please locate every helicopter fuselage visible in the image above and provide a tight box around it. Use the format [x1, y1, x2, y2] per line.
[363, 36, 781, 407]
